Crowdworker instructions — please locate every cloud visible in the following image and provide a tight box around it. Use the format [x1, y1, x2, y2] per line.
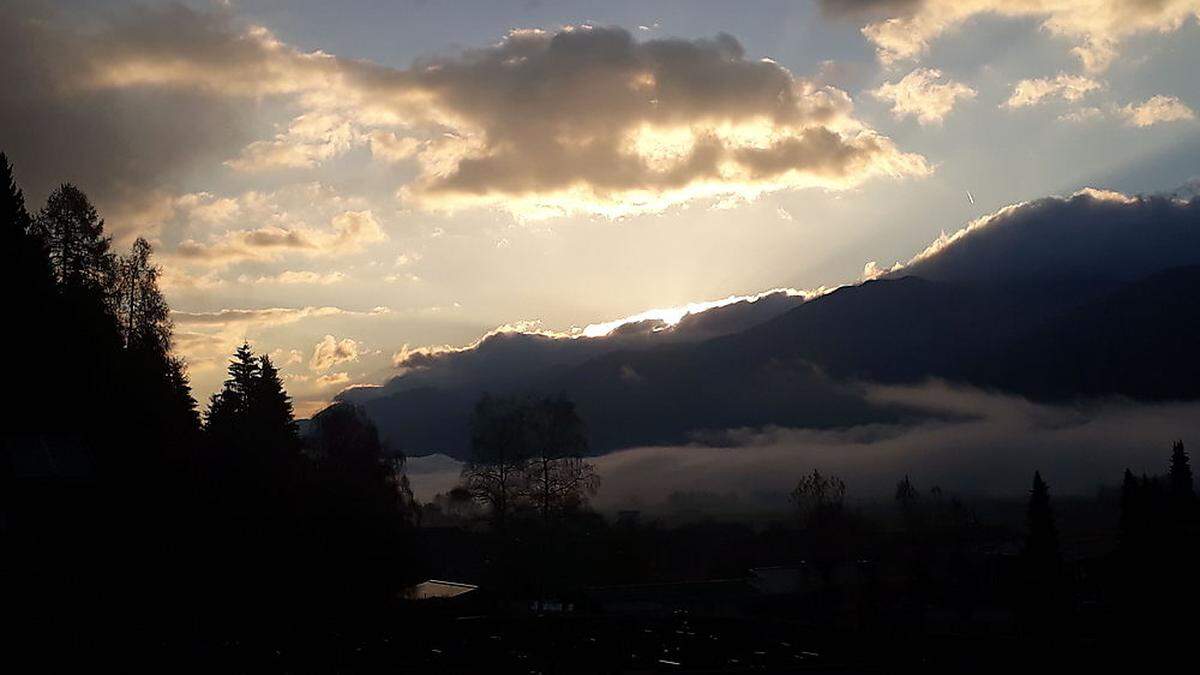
[0, 2, 265, 241]
[1003, 73, 1103, 108]
[27, 6, 926, 219]
[174, 305, 388, 329]
[821, 1, 1200, 72]
[171, 209, 386, 266]
[240, 270, 347, 285]
[1118, 95, 1196, 127]
[270, 348, 304, 366]
[898, 187, 1200, 285]
[869, 68, 975, 124]
[369, 131, 422, 163]
[171, 304, 389, 385]
[315, 372, 351, 389]
[585, 381, 1200, 508]
[1057, 106, 1105, 123]
[227, 112, 360, 171]
[310, 335, 361, 371]
[390, 26, 930, 218]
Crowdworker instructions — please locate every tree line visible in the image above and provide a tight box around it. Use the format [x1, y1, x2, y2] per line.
[1, 153, 418, 661]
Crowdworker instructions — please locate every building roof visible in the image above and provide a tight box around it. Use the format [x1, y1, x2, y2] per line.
[407, 579, 479, 600]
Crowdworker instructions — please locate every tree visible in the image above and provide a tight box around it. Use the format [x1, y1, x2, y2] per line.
[1, 152, 53, 295]
[36, 183, 116, 298]
[250, 354, 301, 460]
[1, 152, 31, 248]
[1024, 471, 1060, 569]
[204, 342, 260, 442]
[790, 469, 847, 528]
[461, 394, 598, 528]
[1119, 468, 1141, 548]
[1, 153, 57, 428]
[1167, 440, 1194, 505]
[522, 395, 598, 523]
[462, 395, 534, 528]
[895, 474, 920, 529]
[116, 237, 170, 353]
[307, 402, 415, 520]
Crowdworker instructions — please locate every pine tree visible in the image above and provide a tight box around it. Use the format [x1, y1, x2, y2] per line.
[1, 152, 38, 274]
[1119, 468, 1140, 546]
[1025, 471, 1060, 567]
[205, 343, 260, 440]
[250, 354, 300, 459]
[2, 153, 57, 427]
[1168, 440, 1194, 504]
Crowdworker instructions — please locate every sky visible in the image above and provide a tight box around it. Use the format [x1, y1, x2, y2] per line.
[3, 0, 1199, 416]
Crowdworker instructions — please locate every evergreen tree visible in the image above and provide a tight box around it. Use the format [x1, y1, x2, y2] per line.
[249, 354, 302, 466]
[204, 343, 260, 442]
[1, 153, 57, 428]
[251, 355, 299, 440]
[1119, 468, 1140, 547]
[0, 152, 51, 290]
[1168, 440, 1194, 504]
[1024, 471, 1060, 568]
[0, 152, 31, 246]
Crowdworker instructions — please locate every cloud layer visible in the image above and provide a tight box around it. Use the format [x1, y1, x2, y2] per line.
[4, 4, 928, 222]
[405, 382, 1200, 506]
[588, 382, 1200, 508]
[822, 0, 1200, 72]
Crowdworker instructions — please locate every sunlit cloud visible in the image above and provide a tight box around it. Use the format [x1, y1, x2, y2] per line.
[1118, 95, 1196, 127]
[369, 131, 422, 163]
[578, 288, 811, 338]
[310, 335, 361, 372]
[1003, 73, 1103, 108]
[226, 112, 360, 171]
[820, 0, 1200, 72]
[869, 67, 975, 125]
[240, 270, 347, 285]
[1057, 106, 1105, 123]
[69, 11, 929, 219]
[315, 372, 351, 389]
[171, 209, 386, 267]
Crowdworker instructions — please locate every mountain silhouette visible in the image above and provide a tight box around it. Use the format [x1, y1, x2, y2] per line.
[350, 191, 1200, 459]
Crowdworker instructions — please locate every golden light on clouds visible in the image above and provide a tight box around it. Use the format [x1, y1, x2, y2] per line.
[822, 0, 1200, 72]
[71, 14, 929, 220]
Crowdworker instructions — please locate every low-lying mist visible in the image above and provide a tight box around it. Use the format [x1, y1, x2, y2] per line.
[405, 381, 1200, 513]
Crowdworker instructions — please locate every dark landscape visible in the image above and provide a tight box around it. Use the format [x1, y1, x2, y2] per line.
[4, 1, 1200, 672]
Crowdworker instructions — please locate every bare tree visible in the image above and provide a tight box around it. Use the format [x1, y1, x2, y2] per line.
[461, 394, 598, 528]
[462, 395, 533, 528]
[522, 396, 598, 522]
[790, 469, 847, 528]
